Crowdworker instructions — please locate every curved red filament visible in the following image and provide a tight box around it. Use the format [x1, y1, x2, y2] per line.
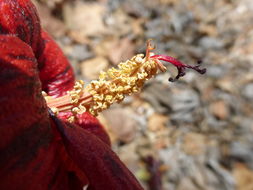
[151, 55, 206, 82]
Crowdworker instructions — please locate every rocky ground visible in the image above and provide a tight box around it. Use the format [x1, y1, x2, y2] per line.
[34, 0, 253, 189]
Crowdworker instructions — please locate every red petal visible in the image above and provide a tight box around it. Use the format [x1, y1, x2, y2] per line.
[0, 35, 72, 189]
[0, 0, 41, 56]
[58, 112, 111, 146]
[50, 111, 144, 190]
[76, 112, 111, 146]
[38, 30, 75, 97]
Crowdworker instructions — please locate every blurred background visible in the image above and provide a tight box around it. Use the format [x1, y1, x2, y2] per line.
[33, 0, 253, 189]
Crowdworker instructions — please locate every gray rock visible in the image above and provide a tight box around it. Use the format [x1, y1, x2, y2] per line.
[145, 19, 172, 39]
[170, 10, 194, 34]
[171, 89, 200, 112]
[242, 83, 253, 100]
[234, 117, 253, 137]
[171, 89, 200, 123]
[199, 37, 224, 50]
[229, 141, 253, 169]
[207, 65, 227, 78]
[60, 36, 72, 45]
[69, 44, 93, 61]
[171, 111, 196, 123]
[142, 82, 172, 114]
[206, 160, 235, 190]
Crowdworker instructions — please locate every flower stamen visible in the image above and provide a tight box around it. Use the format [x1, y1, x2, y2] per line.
[45, 41, 206, 121]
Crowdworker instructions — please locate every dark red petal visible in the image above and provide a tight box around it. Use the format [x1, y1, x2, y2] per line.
[0, 35, 72, 190]
[50, 110, 144, 190]
[58, 112, 111, 146]
[76, 112, 111, 146]
[0, 0, 41, 56]
[37, 30, 75, 97]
